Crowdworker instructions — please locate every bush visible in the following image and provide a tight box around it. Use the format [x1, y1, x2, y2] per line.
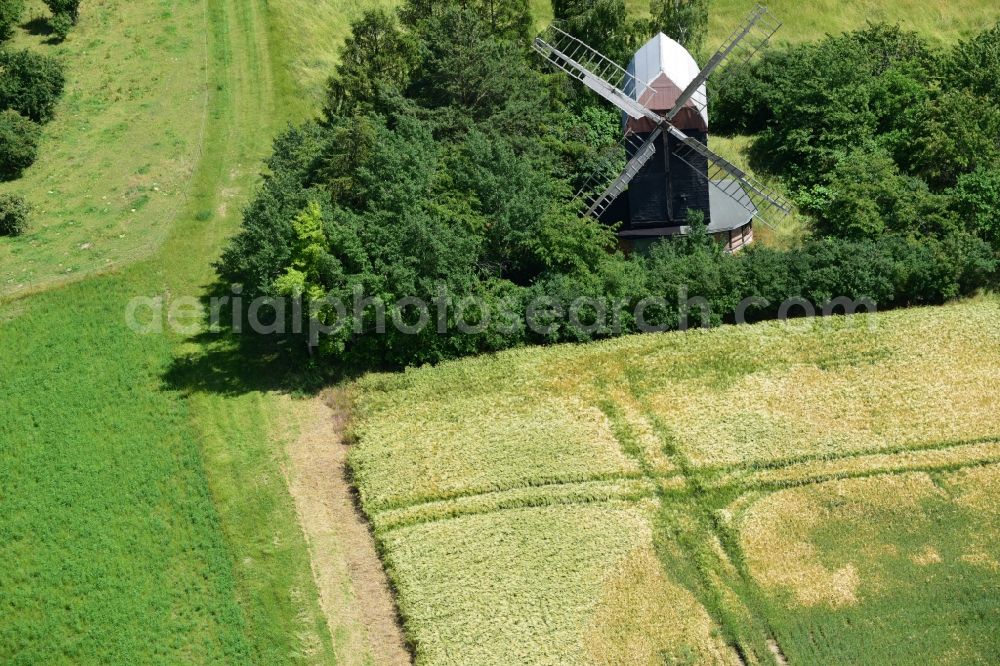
[0, 109, 40, 179]
[713, 25, 936, 188]
[49, 12, 72, 40]
[0, 48, 66, 123]
[801, 148, 958, 240]
[953, 168, 1000, 251]
[0, 191, 28, 236]
[895, 87, 1000, 190]
[0, 0, 24, 42]
[740, 232, 996, 315]
[43, 0, 78, 23]
[944, 22, 1000, 103]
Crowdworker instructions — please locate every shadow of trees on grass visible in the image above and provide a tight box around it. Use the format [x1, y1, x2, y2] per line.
[160, 283, 360, 398]
[21, 17, 52, 36]
[21, 17, 64, 44]
[162, 332, 326, 397]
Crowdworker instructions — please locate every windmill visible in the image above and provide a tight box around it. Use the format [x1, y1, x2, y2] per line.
[534, 5, 791, 252]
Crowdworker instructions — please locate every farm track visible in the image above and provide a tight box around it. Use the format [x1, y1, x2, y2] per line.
[368, 432, 1000, 533]
[285, 392, 412, 665]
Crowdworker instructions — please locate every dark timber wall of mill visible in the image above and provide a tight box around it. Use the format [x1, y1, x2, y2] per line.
[624, 129, 711, 228]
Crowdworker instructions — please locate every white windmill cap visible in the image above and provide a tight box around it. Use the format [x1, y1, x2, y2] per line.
[627, 33, 708, 129]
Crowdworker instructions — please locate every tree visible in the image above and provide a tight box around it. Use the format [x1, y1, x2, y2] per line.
[49, 12, 72, 41]
[273, 201, 331, 302]
[0, 191, 27, 236]
[803, 148, 956, 240]
[715, 25, 935, 188]
[219, 13, 1000, 374]
[407, 5, 549, 136]
[953, 168, 1000, 250]
[648, 0, 708, 55]
[0, 0, 24, 42]
[552, 0, 644, 66]
[325, 10, 417, 117]
[897, 88, 1000, 190]
[400, 0, 531, 41]
[0, 109, 39, 179]
[0, 49, 66, 123]
[709, 47, 793, 134]
[43, 0, 79, 24]
[945, 22, 1000, 103]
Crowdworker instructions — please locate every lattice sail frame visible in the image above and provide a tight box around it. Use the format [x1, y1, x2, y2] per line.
[533, 5, 789, 223]
[667, 5, 782, 123]
[575, 128, 664, 219]
[669, 128, 792, 226]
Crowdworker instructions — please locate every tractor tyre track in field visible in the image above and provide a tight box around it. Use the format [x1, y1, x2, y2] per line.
[284, 390, 411, 665]
[362, 436, 1000, 534]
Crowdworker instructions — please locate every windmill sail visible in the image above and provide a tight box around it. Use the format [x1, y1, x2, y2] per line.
[667, 4, 782, 122]
[578, 128, 664, 219]
[669, 129, 792, 223]
[533, 25, 661, 122]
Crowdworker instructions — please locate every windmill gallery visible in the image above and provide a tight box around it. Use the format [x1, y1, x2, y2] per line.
[534, 5, 792, 252]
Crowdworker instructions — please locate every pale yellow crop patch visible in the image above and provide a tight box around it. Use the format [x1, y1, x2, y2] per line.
[640, 301, 1000, 467]
[351, 392, 637, 511]
[910, 546, 943, 566]
[584, 547, 742, 666]
[380, 503, 657, 666]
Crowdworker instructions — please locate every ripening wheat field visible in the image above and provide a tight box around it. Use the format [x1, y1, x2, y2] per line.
[350, 296, 1000, 665]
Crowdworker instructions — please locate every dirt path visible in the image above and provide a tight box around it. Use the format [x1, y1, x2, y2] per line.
[283, 389, 411, 665]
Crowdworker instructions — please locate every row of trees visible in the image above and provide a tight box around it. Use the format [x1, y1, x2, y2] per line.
[218, 1, 998, 370]
[0, 2, 69, 236]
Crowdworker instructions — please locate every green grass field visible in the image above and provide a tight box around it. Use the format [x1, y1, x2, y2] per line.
[0, 0, 379, 661]
[711, 0, 999, 45]
[0, 0, 210, 297]
[531, 0, 997, 43]
[350, 298, 1000, 664]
